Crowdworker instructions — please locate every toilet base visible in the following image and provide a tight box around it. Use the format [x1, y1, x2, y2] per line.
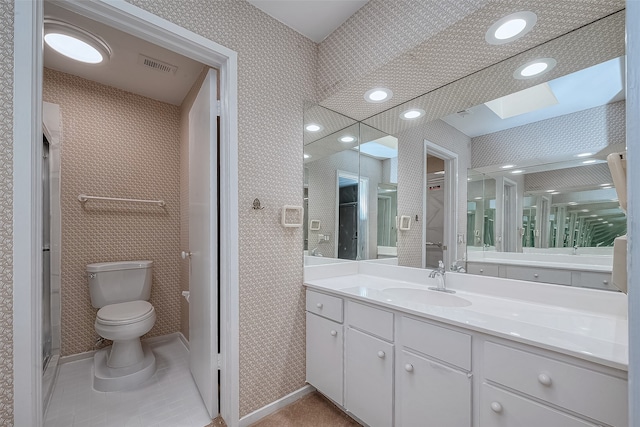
[93, 343, 156, 392]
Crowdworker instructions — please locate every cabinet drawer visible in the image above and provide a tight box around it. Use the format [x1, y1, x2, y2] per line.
[505, 266, 572, 285]
[484, 342, 627, 427]
[467, 262, 500, 277]
[347, 300, 393, 341]
[571, 271, 616, 291]
[400, 316, 471, 371]
[306, 290, 343, 322]
[481, 383, 597, 427]
[306, 313, 343, 405]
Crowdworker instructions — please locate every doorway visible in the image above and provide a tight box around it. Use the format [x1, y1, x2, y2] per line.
[13, 2, 239, 426]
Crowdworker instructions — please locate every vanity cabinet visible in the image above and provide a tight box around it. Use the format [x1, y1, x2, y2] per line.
[305, 290, 344, 405]
[345, 301, 394, 427]
[466, 262, 614, 290]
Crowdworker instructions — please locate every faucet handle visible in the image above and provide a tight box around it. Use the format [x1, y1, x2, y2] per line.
[438, 260, 445, 269]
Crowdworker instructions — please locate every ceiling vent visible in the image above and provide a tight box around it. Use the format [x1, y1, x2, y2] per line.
[138, 54, 178, 75]
[456, 109, 472, 118]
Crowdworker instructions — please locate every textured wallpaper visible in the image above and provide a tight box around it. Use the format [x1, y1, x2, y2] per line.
[525, 163, 614, 193]
[471, 101, 626, 168]
[125, 0, 317, 416]
[396, 120, 471, 268]
[0, 0, 13, 424]
[43, 68, 182, 356]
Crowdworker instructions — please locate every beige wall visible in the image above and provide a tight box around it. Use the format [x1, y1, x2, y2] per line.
[0, 0, 13, 424]
[43, 68, 182, 356]
[125, 0, 316, 416]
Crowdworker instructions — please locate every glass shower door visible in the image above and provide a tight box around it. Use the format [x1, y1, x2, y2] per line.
[42, 136, 52, 371]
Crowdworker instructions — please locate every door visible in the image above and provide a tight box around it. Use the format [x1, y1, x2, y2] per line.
[188, 68, 219, 418]
[306, 312, 343, 405]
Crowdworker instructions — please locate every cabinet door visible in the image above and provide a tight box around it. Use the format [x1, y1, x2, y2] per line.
[346, 328, 393, 427]
[398, 351, 471, 427]
[481, 383, 597, 427]
[306, 312, 343, 405]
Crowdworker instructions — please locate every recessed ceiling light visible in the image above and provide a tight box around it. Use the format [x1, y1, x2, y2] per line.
[581, 209, 590, 213]
[590, 214, 598, 217]
[475, 197, 482, 200]
[303, 154, 310, 159]
[305, 123, 322, 132]
[600, 183, 612, 187]
[577, 152, 593, 157]
[511, 170, 524, 174]
[514, 58, 557, 79]
[340, 135, 356, 143]
[400, 109, 425, 120]
[467, 178, 472, 181]
[608, 223, 614, 226]
[364, 88, 393, 103]
[582, 159, 597, 164]
[568, 202, 578, 206]
[486, 11, 537, 45]
[551, 192, 560, 195]
[603, 221, 609, 224]
[546, 189, 555, 193]
[598, 218, 604, 221]
[44, 19, 111, 64]
[501, 164, 515, 169]
[602, 186, 612, 189]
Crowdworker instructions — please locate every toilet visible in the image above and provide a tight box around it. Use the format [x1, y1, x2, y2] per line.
[87, 260, 156, 392]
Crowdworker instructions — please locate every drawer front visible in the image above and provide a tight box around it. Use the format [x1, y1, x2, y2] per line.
[481, 383, 597, 427]
[467, 262, 500, 277]
[572, 271, 616, 291]
[306, 313, 343, 405]
[306, 290, 343, 322]
[347, 300, 393, 341]
[484, 342, 627, 427]
[505, 266, 572, 285]
[400, 316, 471, 371]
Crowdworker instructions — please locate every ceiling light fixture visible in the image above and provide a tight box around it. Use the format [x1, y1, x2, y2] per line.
[400, 109, 425, 120]
[577, 152, 593, 158]
[546, 189, 555, 193]
[511, 170, 523, 174]
[501, 164, 515, 169]
[600, 183, 612, 187]
[44, 19, 111, 64]
[551, 192, 560, 195]
[364, 87, 393, 103]
[340, 136, 356, 143]
[486, 11, 537, 45]
[582, 159, 597, 164]
[305, 123, 322, 132]
[514, 58, 557, 79]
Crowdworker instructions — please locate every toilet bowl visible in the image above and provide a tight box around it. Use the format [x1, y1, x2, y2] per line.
[87, 261, 157, 392]
[95, 300, 156, 369]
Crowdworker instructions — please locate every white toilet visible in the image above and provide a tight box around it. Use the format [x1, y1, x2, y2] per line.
[87, 260, 157, 392]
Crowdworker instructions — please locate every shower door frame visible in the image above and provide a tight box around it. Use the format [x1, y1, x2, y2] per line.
[13, 1, 240, 426]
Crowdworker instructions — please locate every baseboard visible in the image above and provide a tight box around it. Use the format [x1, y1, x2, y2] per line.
[60, 350, 95, 364]
[239, 385, 315, 427]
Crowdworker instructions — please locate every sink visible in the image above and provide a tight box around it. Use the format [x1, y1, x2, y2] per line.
[382, 288, 471, 307]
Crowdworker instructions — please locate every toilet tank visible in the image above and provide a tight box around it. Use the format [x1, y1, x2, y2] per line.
[87, 261, 153, 308]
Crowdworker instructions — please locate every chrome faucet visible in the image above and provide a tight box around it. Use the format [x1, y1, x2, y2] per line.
[428, 260, 456, 294]
[572, 245, 578, 255]
[310, 247, 323, 257]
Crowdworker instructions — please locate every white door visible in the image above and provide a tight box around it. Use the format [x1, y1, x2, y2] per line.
[188, 68, 218, 418]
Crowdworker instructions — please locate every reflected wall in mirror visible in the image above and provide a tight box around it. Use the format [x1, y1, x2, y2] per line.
[303, 104, 398, 264]
[357, 10, 625, 289]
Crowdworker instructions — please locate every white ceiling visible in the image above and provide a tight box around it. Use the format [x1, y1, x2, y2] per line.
[246, 0, 368, 42]
[43, 3, 204, 106]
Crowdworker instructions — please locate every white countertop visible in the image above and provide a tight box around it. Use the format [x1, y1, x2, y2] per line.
[466, 252, 613, 273]
[304, 263, 628, 371]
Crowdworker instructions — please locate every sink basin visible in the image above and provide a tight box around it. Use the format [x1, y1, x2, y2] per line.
[382, 288, 471, 307]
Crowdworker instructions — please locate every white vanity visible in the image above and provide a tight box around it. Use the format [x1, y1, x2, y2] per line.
[304, 262, 628, 427]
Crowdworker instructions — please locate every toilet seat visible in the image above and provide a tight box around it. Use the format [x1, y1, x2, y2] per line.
[96, 300, 155, 326]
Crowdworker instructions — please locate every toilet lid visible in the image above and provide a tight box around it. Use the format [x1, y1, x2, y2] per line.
[97, 301, 154, 325]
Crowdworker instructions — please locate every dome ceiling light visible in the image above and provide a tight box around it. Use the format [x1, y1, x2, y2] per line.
[400, 109, 425, 120]
[514, 58, 557, 79]
[364, 87, 393, 103]
[486, 11, 537, 45]
[44, 19, 111, 64]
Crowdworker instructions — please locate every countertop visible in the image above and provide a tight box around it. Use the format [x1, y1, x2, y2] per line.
[304, 269, 628, 371]
[466, 253, 613, 273]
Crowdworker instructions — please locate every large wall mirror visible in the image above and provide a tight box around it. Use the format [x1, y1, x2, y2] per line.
[304, 10, 627, 290]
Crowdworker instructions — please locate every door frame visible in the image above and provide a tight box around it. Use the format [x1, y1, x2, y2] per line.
[13, 1, 239, 426]
[423, 140, 458, 269]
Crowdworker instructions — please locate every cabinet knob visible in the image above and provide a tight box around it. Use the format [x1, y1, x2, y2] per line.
[538, 373, 552, 386]
[330, 330, 337, 337]
[377, 351, 386, 359]
[603, 280, 608, 285]
[534, 273, 539, 278]
[480, 269, 484, 273]
[490, 402, 503, 413]
[316, 303, 323, 309]
[405, 364, 414, 372]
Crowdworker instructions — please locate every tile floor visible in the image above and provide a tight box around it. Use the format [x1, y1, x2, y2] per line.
[45, 336, 212, 427]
